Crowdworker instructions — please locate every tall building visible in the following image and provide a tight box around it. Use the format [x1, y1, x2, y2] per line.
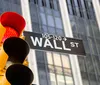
[0, 0, 100, 85]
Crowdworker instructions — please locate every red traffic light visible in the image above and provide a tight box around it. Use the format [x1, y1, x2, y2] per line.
[2, 27, 19, 42]
[0, 12, 26, 42]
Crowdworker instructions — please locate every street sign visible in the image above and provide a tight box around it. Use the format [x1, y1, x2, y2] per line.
[24, 31, 86, 56]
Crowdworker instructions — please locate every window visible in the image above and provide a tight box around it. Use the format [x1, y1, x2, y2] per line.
[34, 0, 38, 4]
[70, 0, 75, 6]
[55, 66, 63, 74]
[48, 26, 55, 34]
[48, 73, 57, 85]
[55, 17, 63, 29]
[13, 0, 20, 4]
[83, 0, 91, 19]
[53, 53, 62, 66]
[46, 52, 53, 65]
[66, 0, 71, 5]
[77, 0, 82, 8]
[92, 55, 100, 76]
[70, 0, 77, 15]
[36, 51, 45, 63]
[53, 1, 59, 10]
[56, 29, 64, 36]
[89, 74, 97, 85]
[34, 0, 37, 4]
[80, 10, 84, 17]
[47, 15, 55, 27]
[85, 54, 95, 73]
[42, 0, 46, 7]
[83, 79, 89, 85]
[57, 75, 65, 85]
[40, 13, 47, 25]
[78, 57, 86, 72]
[48, 65, 55, 73]
[61, 54, 70, 68]
[29, 0, 38, 4]
[42, 25, 48, 33]
[65, 76, 74, 85]
[67, 5, 73, 15]
[72, 8, 77, 16]
[64, 68, 72, 76]
[77, 0, 84, 17]
[32, 22, 40, 32]
[50, 0, 54, 9]
[38, 63, 48, 85]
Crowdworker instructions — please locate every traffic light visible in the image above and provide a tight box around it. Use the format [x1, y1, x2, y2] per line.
[0, 12, 26, 70]
[0, 12, 34, 85]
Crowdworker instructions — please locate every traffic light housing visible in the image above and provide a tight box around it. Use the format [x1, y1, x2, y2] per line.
[0, 12, 34, 85]
[0, 12, 26, 70]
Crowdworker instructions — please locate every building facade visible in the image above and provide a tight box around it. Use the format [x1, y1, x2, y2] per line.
[0, 0, 100, 85]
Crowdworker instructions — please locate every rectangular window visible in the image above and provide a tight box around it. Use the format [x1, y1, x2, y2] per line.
[34, 0, 38, 4]
[78, 57, 86, 72]
[66, 0, 73, 15]
[48, 27, 55, 34]
[48, 73, 57, 85]
[55, 66, 63, 75]
[64, 68, 72, 76]
[77, 0, 84, 17]
[55, 17, 63, 29]
[56, 29, 64, 36]
[47, 15, 55, 27]
[77, 0, 82, 8]
[48, 65, 55, 73]
[90, 2, 95, 19]
[53, 1, 59, 10]
[42, 0, 46, 7]
[38, 63, 48, 85]
[65, 76, 74, 85]
[67, 5, 73, 15]
[36, 51, 45, 63]
[53, 53, 62, 66]
[46, 52, 53, 65]
[86, 54, 95, 73]
[83, 0, 91, 19]
[70, 0, 75, 7]
[80, 10, 84, 17]
[29, 0, 38, 4]
[66, 0, 71, 5]
[46, 0, 50, 8]
[50, 0, 54, 9]
[42, 25, 48, 33]
[40, 13, 47, 25]
[83, 0, 89, 10]
[70, 0, 77, 15]
[57, 75, 65, 85]
[61, 54, 70, 68]
[72, 7, 77, 15]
